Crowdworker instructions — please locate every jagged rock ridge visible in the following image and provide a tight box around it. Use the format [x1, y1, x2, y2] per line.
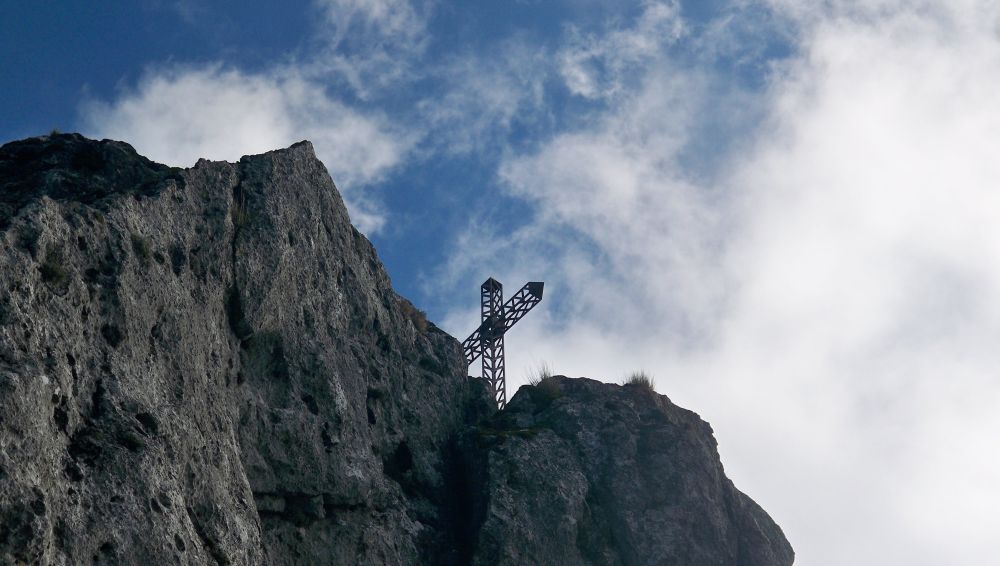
[0, 133, 793, 565]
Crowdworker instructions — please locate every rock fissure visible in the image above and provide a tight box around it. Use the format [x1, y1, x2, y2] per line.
[186, 505, 231, 566]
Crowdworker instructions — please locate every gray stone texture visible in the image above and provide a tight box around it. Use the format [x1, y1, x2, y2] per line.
[0, 134, 792, 565]
[467, 377, 795, 566]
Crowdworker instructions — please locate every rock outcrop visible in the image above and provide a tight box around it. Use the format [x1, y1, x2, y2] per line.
[0, 133, 792, 565]
[466, 377, 794, 565]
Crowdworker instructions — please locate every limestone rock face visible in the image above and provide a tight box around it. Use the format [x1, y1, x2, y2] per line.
[0, 133, 480, 565]
[467, 377, 795, 566]
[0, 134, 792, 565]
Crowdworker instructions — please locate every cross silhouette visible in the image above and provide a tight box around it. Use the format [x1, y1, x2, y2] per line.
[462, 277, 544, 408]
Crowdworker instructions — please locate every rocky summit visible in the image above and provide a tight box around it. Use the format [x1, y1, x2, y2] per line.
[0, 133, 793, 565]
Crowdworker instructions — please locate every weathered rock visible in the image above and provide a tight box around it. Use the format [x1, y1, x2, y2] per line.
[0, 133, 792, 565]
[467, 376, 795, 566]
[0, 133, 481, 565]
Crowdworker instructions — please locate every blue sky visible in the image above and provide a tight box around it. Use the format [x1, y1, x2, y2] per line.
[1, 0, 784, 312]
[6, 1, 1000, 564]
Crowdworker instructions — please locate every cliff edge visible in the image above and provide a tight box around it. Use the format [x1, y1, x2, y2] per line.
[0, 133, 792, 565]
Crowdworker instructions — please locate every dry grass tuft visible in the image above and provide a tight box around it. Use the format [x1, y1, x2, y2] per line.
[131, 233, 151, 263]
[232, 187, 250, 228]
[528, 363, 561, 404]
[624, 370, 655, 391]
[39, 253, 68, 286]
[527, 362, 553, 385]
[398, 298, 428, 333]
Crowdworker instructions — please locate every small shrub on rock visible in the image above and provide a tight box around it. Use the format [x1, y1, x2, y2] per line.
[131, 233, 151, 263]
[39, 253, 68, 286]
[398, 298, 428, 333]
[624, 370, 655, 391]
[527, 362, 553, 385]
[528, 363, 561, 406]
[232, 188, 250, 228]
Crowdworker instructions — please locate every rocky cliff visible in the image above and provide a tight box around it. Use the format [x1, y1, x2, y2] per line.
[0, 133, 792, 565]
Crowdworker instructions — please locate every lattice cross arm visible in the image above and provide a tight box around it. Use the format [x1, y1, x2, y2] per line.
[462, 280, 544, 365]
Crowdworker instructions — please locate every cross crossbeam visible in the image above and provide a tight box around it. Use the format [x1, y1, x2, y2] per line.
[462, 277, 544, 408]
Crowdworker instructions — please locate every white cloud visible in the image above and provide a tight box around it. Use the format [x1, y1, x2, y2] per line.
[558, 0, 685, 99]
[442, 1, 1000, 564]
[80, 64, 408, 233]
[498, 69, 725, 338]
[170, 0, 208, 25]
[417, 39, 551, 155]
[711, 7, 1000, 562]
[310, 0, 433, 98]
[317, 0, 428, 43]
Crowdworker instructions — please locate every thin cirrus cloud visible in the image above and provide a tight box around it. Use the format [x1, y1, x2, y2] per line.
[417, 39, 551, 156]
[441, 1, 1000, 565]
[309, 0, 433, 98]
[558, 0, 685, 100]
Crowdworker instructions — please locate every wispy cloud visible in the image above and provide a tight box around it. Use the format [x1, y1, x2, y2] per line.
[558, 1, 685, 99]
[310, 0, 434, 98]
[170, 0, 209, 25]
[417, 39, 551, 155]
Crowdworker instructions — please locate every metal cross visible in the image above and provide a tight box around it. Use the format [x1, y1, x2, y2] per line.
[462, 277, 544, 408]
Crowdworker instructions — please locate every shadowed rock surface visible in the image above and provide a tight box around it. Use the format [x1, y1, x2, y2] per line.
[466, 377, 794, 566]
[0, 133, 792, 565]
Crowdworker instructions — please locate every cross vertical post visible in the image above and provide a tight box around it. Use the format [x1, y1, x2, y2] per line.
[480, 278, 506, 408]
